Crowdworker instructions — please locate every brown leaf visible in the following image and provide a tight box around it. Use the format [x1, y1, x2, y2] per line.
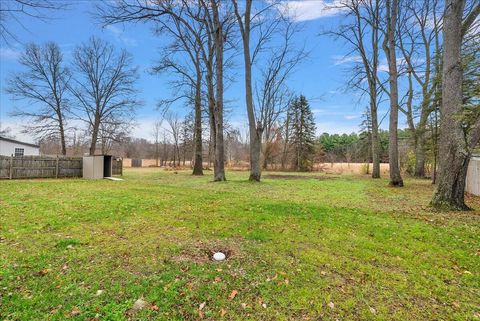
[220, 308, 227, 317]
[36, 268, 51, 277]
[214, 277, 222, 283]
[150, 304, 159, 311]
[452, 301, 460, 308]
[228, 290, 238, 300]
[199, 302, 206, 310]
[70, 307, 81, 316]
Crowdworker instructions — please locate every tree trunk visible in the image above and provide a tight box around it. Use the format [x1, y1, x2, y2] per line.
[58, 115, 67, 156]
[370, 100, 380, 178]
[192, 76, 203, 176]
[212, 0, 226, 181]
[89, 116, 101, 156]
[233, 0, 262, 181]
[414, 134, 426, 178]
[432, 0, 470, 210]
[249, 125, 263, 181]
[384, 0, 404, 187]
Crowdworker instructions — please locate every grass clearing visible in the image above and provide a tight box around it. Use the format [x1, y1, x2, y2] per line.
[1, 168, 479, 320]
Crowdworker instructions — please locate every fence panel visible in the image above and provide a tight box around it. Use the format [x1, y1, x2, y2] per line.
[0, 155, 122, 179]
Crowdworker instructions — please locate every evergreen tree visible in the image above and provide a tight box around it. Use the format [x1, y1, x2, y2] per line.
[288, 95, 316, 171]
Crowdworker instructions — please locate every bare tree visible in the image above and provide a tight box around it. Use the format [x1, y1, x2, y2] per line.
[331, 0, 383, 179]
[6, 42, 70, 155]
[96, 0, 231, 180]
[70, 37, 139, 156]
[383, 0, 404, 186]
[232, 0, 294, 181]
[397, 0, 443, 178]
[232, 0, 261, 181]
[432, 0, 480, 210]
[256, 21, 305, 169]
[0, 0, 67, 46]
[166, 112, 181, 166]
[150, 2, 206, 175]
[152, 120, 162, 167]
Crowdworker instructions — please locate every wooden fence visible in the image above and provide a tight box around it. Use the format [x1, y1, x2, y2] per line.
[0, 155, 122, 179]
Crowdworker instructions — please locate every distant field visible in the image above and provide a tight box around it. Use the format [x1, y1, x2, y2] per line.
[123, 160, 391, 175]
[1, 168, 479, 320]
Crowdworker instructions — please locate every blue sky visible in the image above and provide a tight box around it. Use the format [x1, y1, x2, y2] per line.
[0, 0, 397, 143]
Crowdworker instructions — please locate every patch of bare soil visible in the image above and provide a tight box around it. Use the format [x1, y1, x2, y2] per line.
[171, 239, 242, 264]
[263, 174, 336, 180]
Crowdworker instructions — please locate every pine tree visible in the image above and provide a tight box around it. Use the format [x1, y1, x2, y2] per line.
[288, 95, 316, 171]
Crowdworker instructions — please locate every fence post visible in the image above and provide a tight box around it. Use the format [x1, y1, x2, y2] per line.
[55, 155, 59, 178]
[9, 154, 13, 179]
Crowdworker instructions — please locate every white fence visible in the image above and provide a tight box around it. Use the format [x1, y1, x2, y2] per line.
[466, 156, 480, 196]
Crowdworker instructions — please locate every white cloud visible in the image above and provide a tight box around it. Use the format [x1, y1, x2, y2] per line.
[105, 25, 138, 47]
[0, 47, 20, 61]
[279, 0, 346, 22]
[332, 55, 363, 66]
[344, 115, 359, 120]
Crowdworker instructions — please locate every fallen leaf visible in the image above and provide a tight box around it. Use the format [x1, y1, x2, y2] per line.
[36, 268, 51, 277]
[150, 304, 159, 311]
[241, 303, 247, 309]
[228, 290, 238, 300]
[328, 302, 335, 309]
[95, 290, 104, 296]
[70, 307, 81, 316]
[220, 308, 226, 317]
[214, 277, 222, 283]
[262, 303, 267, 309]
[284, 279, 289, 285]
[132, 298, 148, 311]
[199, 302, 206, 310]
[369, 307, 376, 314]
[452, 301, 460, 308]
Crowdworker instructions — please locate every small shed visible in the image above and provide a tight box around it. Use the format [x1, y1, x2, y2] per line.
[466, 155, 480, 196]
[83, 155, 112, 179]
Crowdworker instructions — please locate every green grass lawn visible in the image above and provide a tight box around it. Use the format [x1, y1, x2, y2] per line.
[1, 169, 479, 320]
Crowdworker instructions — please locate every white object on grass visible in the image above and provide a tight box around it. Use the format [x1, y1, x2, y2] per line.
[104, 177, 124, 181]
[213, 252, 226, 261]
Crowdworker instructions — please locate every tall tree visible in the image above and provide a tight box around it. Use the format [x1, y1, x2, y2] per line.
[432, 0, 480, 210]
[7, 42, 70, 155]
[289, 95, 316, 171]
[257, 21, 305, 170]
[397, 0, 443, 178]
[97, 0, 229, 180]
[332, 0, 383, 179]
[70, 37, 139, 155]
[152, 120, 162, 167]
[383, 0, 404, 186]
